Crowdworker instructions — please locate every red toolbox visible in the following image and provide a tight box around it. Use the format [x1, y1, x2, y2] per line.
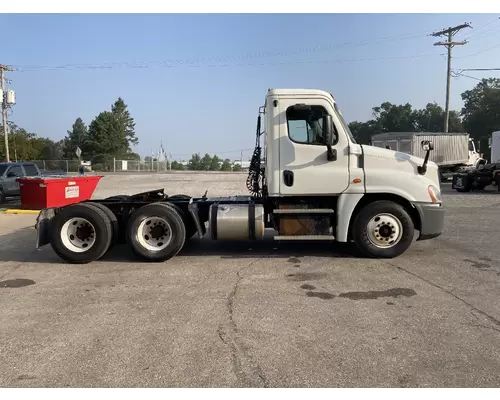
[16, 175, 103, 210]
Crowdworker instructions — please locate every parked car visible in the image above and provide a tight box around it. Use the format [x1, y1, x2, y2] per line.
[0, 162, 42, 204]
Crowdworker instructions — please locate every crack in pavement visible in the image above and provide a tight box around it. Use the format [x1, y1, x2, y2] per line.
[385, 261, 500, 331]
[217, 254, 273, 388]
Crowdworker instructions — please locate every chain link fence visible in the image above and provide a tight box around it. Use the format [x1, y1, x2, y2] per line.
[112, 159, 171, 172]
[30, 159, 250, 173]
[32, 160, 83, 174]
[31, 159, 175, 173]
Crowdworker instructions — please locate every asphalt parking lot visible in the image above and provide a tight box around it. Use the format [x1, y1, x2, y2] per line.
[1, 174, 500, 388]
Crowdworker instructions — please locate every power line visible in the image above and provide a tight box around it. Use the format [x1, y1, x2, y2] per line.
[431, 22, 472, 133]
[14, 52, 443, 72]
[464, 17, 500, 40]
[11, 29, 434, 72]
[451, 71, 482, 81]
[458, 68, 500, 71]
[456, 42, 500, 59]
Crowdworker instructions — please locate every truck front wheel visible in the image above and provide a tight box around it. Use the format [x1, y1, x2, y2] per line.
[352, 200, 415, 258]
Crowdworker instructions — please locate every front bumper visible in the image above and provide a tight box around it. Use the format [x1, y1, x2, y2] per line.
[412, 202, 444, 241]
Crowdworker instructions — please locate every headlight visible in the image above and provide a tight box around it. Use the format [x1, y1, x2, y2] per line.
[428, 185, 442, 203]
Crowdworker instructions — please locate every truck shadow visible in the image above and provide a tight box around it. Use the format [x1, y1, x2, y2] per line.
[178, 238, 358, 260]
[0, 226, 359, 263]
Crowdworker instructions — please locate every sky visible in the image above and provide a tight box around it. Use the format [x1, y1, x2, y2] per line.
[1, 13, 500, 161]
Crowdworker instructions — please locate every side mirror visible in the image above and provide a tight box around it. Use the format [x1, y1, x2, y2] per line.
[418, 140, 434, 175]
[323, 114, 334, 146]
[7, 172, 17, 178]
[421, 140, 434, 151]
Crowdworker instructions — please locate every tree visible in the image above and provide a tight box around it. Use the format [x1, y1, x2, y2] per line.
[200, 153, 213, 171]
[209, 154, 221, 171]
[461, 78, 500, 142]
[220, 158, 232, 171]
[111, 97, 139, 147]
[126, 152, 141, 160]
[62, 117, 88, 159]
[413, 102, 464, 133]
[0, 122, 62, 162]
[232, 162, 242, 172]
[83, 111, 129, 162]
[187, 153, 202, 170]
[372, 102, 416, 132]
[34, 138, 63, 160]
[171, 160, 185, 170]
[348, 120, 378, 144]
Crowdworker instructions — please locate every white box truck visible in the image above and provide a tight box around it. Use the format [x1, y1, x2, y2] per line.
[371, 132, 485, 179]
[490, 131, 500, 163]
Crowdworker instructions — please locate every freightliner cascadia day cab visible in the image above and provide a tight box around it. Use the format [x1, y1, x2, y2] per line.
[35, 88, 445, 264]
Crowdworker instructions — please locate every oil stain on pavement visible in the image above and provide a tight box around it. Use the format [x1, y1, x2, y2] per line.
[0, 279, 36, 288]
[338, 288, 417, 300]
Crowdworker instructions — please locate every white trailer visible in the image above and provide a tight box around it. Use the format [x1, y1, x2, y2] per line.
[371, 132, 485, 177]
[490, 131, 500, 163]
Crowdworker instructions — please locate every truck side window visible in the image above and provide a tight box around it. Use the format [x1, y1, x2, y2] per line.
[6, 166, 24, 177]
[24, 164, 39, 176]
[286, 105, 336, 145]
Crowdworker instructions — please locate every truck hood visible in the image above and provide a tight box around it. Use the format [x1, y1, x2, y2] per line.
[360, 144, 441, 190]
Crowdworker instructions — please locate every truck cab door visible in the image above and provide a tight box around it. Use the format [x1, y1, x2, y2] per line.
[278, 98, 350, 195]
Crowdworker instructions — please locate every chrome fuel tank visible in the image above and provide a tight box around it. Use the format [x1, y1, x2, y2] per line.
[208, 203, 265, 240]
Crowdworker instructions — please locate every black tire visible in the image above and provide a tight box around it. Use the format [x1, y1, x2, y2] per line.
[84, 202, 119, 249]
[0, 188, 5, 205]
[49, 203, 113, 264]
[352, 200, 415, 258]
[126, 202, 186, 262]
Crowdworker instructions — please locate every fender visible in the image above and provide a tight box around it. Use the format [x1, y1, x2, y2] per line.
[336, 193, 363, 242]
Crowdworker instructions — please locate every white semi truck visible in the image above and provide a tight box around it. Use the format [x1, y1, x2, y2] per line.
[451, 131, 500, 192]
[35, 88, 445, 263]
[371, 132, 485, 180]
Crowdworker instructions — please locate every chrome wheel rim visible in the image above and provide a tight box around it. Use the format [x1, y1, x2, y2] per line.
[137, 216, 172, 252]
[366, 213, 403, 249]
[60, 217, 96, 253]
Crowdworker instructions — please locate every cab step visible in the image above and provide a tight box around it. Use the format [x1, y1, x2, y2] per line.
[274, 235, 336, 241]
[273, 208, 334, 214]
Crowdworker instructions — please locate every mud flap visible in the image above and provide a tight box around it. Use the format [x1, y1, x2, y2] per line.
[35, 208, 56, 248]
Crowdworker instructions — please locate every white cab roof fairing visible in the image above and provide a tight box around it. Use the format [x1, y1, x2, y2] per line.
[266, 88, 334, 98]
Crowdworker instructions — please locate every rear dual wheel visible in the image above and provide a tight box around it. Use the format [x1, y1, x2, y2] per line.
[126, 203, 186, 262]
[50, 203, 115, 264]
[50, 201, 188, 264]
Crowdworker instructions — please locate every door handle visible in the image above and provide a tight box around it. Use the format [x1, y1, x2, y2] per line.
[283, 170, 294, 187]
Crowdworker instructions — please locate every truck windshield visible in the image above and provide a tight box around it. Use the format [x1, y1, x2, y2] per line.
[334, 103, 357, 144]
[0, 166, 7, 176]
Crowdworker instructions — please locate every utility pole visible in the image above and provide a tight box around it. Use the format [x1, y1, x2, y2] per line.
[1, 64, 14, 162]
[431, 23, 471, 133]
